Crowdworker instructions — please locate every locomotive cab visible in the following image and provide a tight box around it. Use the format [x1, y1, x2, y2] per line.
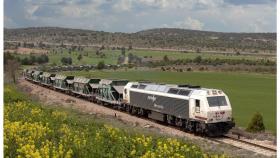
[189, 89, 234, 136]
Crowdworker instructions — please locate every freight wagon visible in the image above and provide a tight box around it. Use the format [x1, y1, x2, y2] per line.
[53, 75, 74, 92]
[41, 72, 56, 87]
[32, 71, 43, 83]
[96, 79, 128, 105]
[71, 77, 100, 101]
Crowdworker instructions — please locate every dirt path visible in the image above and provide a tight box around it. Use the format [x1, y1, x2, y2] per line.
[18, 79, 275, 158]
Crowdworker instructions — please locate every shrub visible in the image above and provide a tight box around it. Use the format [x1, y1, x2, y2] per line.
[97, 61, 105, 70]
[61, 57, 72, 65]
[77, 54, 82, 61]
[163, 55, 169, 62]
[193, 56, 202, 63]
[246, 112, 265, 132]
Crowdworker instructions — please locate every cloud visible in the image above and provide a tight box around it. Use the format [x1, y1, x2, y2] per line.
[4, 0, 276, 32]
[112, 0, 132, 12]
[164, 17, 204, 30]
[224, 0, 276, 5]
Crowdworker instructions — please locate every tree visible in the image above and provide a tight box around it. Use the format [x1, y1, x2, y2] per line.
[196, 48, 201, 53]
[77, 54, 82, 61]
[163, 55, 169, 62]
[37, 56, 44, 64]
[41, 54, 49, 63]
[128, 53, 134, 63]
[5, 59, 20, 83]
[100, 45, 105, 50]
[117, 55, 125, 64]
[21, 57, 30, 65]
[4, 52, 15, 65]
[97, 61, 105, 70]
[121, 47, 126, 56]
[67, 57, 72, 65]
[61, 57, 72, 65]
[30, 55, 36, 64]
[193, 56, 202, 63]
[246, 112, 265, 133]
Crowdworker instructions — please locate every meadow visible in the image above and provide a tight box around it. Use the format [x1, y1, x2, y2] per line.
[63, 70, 276, 132]
[15, 48, 273, 66]
[4, 85, 227, 158]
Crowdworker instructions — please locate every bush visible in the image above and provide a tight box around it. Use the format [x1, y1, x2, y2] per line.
[97, 61, 105, 70]
[61, 57, 72, 65]
[193, 56, 202, 63]
[163, 55, 169, 62]
[246, 112, 265, 132]
[77, 54, 82, 61]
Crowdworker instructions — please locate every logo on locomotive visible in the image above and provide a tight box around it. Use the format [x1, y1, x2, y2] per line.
[147, 95, 156, 102]
[214, 111, 225, 120]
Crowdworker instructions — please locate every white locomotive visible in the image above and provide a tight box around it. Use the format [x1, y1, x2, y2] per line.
[123, 82, 234, 136]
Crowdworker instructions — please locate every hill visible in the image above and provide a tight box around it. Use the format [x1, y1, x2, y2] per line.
[4, 27, 276, 53]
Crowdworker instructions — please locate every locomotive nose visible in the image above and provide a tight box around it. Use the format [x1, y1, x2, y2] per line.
[207, 110, 232, 123]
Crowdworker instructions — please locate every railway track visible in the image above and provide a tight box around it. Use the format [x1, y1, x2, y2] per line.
[211, 135, 276, 156]
[23, 79, 277, 157]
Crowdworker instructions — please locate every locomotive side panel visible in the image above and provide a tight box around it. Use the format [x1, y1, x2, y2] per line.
[129, 91, 189, 119]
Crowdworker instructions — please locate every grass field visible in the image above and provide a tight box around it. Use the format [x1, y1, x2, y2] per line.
[63, 70, 276, 132]
[15, 48, 273, 66]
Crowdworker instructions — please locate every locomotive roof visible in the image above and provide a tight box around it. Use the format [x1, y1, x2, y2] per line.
[129, 82, 202, 96]
[130, 82, 224, 97]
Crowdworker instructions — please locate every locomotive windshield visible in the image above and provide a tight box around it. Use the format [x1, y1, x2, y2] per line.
[207, 96, 227, 107]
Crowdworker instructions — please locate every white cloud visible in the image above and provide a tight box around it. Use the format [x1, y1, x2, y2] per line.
[138, 0, 170, 8]
[165, 17, 204, 30]
[4, 0, 276, 32]
[112, 0, 132, 12]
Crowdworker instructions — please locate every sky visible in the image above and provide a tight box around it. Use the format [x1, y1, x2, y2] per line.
[4, 0, 277, 33]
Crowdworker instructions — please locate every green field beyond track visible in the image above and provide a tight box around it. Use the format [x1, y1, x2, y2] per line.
[63, 70, 276, 132]
[15, 49, 272, 66]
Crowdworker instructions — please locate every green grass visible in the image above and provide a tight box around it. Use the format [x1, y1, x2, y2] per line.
[15, 48, 272, 66]
[63, 70, 276, 132]
[126, 50, 267, 60]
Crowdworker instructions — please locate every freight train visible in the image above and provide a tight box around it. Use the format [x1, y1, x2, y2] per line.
[23, 69, 234, 137]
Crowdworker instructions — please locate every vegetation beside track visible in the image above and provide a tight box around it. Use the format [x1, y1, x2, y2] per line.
[4, 84, 228, 158]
